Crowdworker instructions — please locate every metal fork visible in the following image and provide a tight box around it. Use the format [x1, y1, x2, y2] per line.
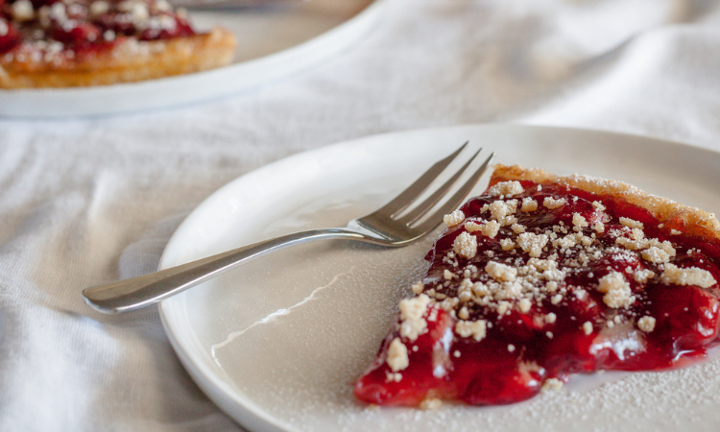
[82, 144, 493, 314]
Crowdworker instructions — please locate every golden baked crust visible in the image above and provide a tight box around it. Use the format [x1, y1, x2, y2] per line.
[0, 27, 236, 88]
[491, 164, 720, 240]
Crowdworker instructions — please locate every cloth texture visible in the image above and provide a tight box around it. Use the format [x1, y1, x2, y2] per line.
[3, 0, 720, 430]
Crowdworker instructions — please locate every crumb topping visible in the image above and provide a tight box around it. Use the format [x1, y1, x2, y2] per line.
[541, 377, 564, 392]
[638, 316, 656, 333]
[521, 197, 538, 212]
[455, 319, 487, 341]
[516, 232, 548, 258]
[466, 220, 500, 238]
[443, 210, 465, 227]
[411, 282, 424, 295]
[453, 231, 478, 259]
[485, 261, 517, 282]
[387, 338, 409, 372]
[399, 294, 431, 341]
[620, 217, 644, 229]
[393, 177, 719, 371]
[543, 197, 566, 209]
[487, 180, 524, 197]
[660, 263, 716, 288]
[597, 272, 634, 308]
[489, 199, 518, 220]
[572, 213, 589, 229]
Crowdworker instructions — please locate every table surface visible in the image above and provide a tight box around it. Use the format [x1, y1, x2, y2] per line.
[3, 1, 720, 431]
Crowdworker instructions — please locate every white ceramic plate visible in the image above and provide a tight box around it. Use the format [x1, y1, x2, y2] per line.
[0, 0, 381, 118]
[159, 125, 720, 432]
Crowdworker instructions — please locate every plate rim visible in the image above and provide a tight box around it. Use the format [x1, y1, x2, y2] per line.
[158, 123, 720, 432]
[0, 0, 384, 119]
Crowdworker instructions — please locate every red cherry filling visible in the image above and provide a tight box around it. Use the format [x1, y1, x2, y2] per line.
[0, 18, 21, 52]
[0, 0, 198, 56]
[355, 306, 456, 406]
[355, 177, 720, 406]
[50, 22, 101, 45]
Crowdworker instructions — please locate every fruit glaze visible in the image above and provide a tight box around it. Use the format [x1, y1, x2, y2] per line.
[355, 172, 720, 406]
[0, 0, 194, 58]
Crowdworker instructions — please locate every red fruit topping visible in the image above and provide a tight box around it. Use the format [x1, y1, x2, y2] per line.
[1, 0, 198, 57]
[355, 168, 720, 407]
[0, 19, 21, 53]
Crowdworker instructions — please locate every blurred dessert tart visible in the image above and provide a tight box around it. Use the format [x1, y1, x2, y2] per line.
[0, 0, 236, 88]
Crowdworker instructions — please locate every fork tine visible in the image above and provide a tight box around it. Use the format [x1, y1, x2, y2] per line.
[396, 147, 482, 226]
[412, 152, 494, 234]
[371, 142, 469, 218]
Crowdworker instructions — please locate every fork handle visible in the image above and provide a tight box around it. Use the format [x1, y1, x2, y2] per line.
[82, 228, 374, 314]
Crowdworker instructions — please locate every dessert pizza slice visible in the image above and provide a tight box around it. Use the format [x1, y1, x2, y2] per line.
[0, 0, 236, 88]
[355, 164, 720, 407]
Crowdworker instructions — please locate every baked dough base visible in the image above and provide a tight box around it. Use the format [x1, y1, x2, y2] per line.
[0, 27, 236, 89]
[491, 164, 720, 240]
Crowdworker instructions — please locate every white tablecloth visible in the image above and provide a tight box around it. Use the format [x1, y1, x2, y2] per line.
[2, 0, 720, 430]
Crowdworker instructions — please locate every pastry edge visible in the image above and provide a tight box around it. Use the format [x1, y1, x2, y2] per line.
[491, 164, 720, 240]
[0, 27, 236, 88]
